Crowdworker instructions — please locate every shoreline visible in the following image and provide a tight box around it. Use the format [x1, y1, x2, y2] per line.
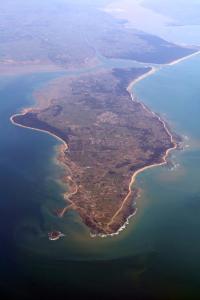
[93, 83, 177, 237]
[10, 50, 196, 238]
[127, 67, 158, 93]
[10, 112, 69, 152]
[166, 50, 200, 66]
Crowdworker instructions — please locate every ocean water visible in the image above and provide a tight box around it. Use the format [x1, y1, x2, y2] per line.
[1, 55, 200, 299]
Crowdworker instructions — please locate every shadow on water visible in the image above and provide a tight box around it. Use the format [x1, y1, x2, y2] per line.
[2, 248, 159, 300]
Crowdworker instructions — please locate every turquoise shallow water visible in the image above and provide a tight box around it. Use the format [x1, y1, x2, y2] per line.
[1, 55, 200, 299]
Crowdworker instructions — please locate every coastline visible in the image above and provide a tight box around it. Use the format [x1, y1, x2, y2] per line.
[166, 50, 200, 66]
[127, 67, 158, 93]
[105, 49, 200, 237]
[10, 50, 196, 238]
[10, 112, 69, 152]
[93, 69, 177, 238]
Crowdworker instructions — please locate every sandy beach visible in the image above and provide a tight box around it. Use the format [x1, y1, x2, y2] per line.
[166, 50, 200, 66]
[10, 113, 69, 152]
[103, 67, 177, 236]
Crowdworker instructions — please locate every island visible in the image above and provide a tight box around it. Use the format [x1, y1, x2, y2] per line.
[48, 231, 65, 241]
[11, 67, 177, 236]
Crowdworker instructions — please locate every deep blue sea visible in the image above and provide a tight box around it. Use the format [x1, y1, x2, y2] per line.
[1, 55, 200, 299]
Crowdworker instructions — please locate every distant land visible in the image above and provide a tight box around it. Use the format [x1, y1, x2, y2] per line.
[0, 0, 196, 73]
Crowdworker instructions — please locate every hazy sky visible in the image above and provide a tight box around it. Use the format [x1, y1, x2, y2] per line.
[142, 0, 200, 25]
[105, 0, 200, 45]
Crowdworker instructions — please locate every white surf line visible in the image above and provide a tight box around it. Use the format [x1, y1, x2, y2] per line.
[105, 66, 177, 235]
[103, 49, 199, 236]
